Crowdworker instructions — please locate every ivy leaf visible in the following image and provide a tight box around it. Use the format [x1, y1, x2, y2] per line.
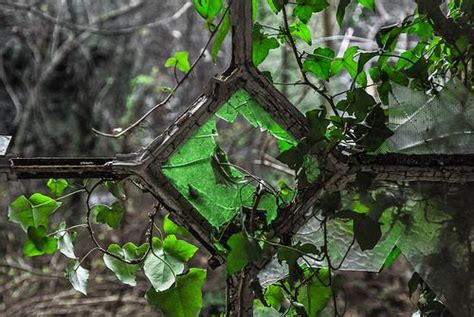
[339, 88, 376, 121]
[66, 261, 89, 295]
[277, 242, 320, 285]
[336, 0, 352, 26]
[104, 181, 126, 200]
[24, 225, 58, 257]
[265, 285, 285, 311]
[293, 0, 329, 24]
[276, 146, 305, 171]
[227, 232, 250, 274]
[253, 24, 280, 66]
[353, 214, 382, 251]
[46, 179, 68, 197]
[146, 268, 207, 317]
[163, 214, 191, 238]
[56, 223, 77, 259]
[354, 106, 393, 151]
[8, 194, 61, 232]
[297, 268, 332, 316]
[104, 242, 147, 286]
[165, 51, 191, 74]
[93, 201, 125, 229]
[343, 46, 368, 86]
[357, 0, 374, 10]
[290, 21, 312, 45]
[163, 235, 198, 263]
[357, 51, 378, 75]
[192, 0, 223, 20]
[211, 10, 230, 62]
[303, 47, 335, 80]
[144, 237, 185, 292]
[266, 0, 287, 13]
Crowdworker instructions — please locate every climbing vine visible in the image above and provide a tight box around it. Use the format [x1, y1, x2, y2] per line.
[5, 0, 474, 316]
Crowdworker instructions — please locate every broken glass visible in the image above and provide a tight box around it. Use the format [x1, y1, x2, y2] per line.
[162, 89, 297, 229]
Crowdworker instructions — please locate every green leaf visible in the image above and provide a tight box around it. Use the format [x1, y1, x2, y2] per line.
[192, 0, 223, 20]
[342, 46, 367, 86]
[336, 0, 352, 26]
[165, 51, 191, 74]
[163, 214, 191, 237]
[146, 268, 207, 317]
[353, 214, 382, 251]
[339, 88, 376, 121]
[253, 24, 280, 66]
[227, 232, 250, 274]
[357, 51, 378, 75]
[277, 242, 320, 285]
[144, 237, 185, 292]
[290, 21, 312, 45]
[66, 261, 89, 295]
[24, 225, 58, 257]
[46, 179, 68, 197]
[104, 242, 147, 286]
[294, 0, 329, 24]
[297, 268, 332, 315]
[104, 181, 126, 200]
[276, 146, 305, 171]
[354, 106, 393, 151]
[56, 223, 76, 259]
[163, 235, 198, 262]
[8, 194, 61, 232]
[357, 0, 374, 10]
[93, 201, 125, 229]
[303, 47, 335, 80]
[265, 285, 285, 311]
[211, 10, 230, 62]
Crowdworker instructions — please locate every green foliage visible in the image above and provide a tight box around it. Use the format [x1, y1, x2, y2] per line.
[211, 10, 230, 62]
[24, 225, 58, 256]
[8, 193, 61, 232]
[163, 214, 191, 238]
[296, 268, 332, 316]
[46, 179, 68, 197]
[289, 21, 312, 45]
[103, 242, 147, 286]
[192, 0, 223, 20]
[146, 268, 207, 317]
[144, 236, 198, 292]
[56, 223, 77, 259]
[303, 47, 335, 80]
[66, 261, 90, 295]
[226, 232, 262, 274]
[253, 24, 280, 66]
[293, 0, 329, 24]
[165, 51, 191, 74]
[92, 201, 125, 229]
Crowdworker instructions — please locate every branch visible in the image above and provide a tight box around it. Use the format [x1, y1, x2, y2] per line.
[0, 1, 193, 36]
[281, 5, 338, 115]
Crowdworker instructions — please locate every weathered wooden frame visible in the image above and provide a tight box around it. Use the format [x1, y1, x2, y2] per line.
[2, 0, 474, 315]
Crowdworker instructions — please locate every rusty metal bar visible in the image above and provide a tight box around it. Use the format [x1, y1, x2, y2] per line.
[1, 157, 133, 179]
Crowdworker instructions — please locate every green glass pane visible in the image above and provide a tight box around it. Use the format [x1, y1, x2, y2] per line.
[162, 89, 297, 229]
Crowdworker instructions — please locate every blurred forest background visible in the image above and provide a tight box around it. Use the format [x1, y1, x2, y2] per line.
[0, 0, 419, 315]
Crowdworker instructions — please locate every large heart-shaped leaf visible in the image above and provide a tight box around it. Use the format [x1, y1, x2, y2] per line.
[8, 194, 61, 232]
[146, 268, 207, 317]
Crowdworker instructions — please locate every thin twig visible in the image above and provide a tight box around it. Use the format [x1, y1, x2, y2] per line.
[92, 4, 233, 138]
